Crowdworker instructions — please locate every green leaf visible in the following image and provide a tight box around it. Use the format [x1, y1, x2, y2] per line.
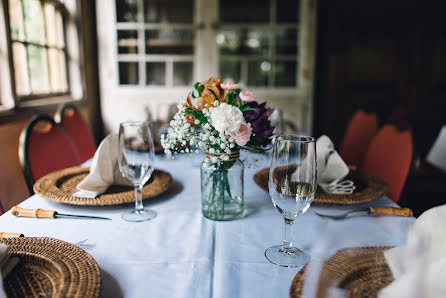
[240, 107, 258, 112]
[194, 82, 204, 96]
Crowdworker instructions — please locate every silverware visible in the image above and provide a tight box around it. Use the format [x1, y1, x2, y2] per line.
[11, 206, 112, 220]
[314, 207, 413, 220]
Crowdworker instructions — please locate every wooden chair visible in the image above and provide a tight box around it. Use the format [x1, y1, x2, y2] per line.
[19, 114, 81, 194]
[339, 110, 378, 168]
[361, 124, 413, 203]
[55, 103, 96, 163]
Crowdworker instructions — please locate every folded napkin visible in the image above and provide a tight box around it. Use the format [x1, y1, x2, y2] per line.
[74, 134, 131, 198]
[316, 135, 355, 194]
[379, 204, 446, 298]
[0, 243, 19, 297]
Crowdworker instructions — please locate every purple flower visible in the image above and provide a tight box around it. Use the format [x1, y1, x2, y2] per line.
[243, 101, 274, 147]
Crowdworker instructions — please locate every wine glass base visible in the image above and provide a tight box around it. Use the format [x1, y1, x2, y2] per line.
[265, 245, 310, 268]
[122, 209, 157, 222]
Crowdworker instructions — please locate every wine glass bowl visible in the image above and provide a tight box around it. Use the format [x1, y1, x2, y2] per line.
[118, 122, 157, 222]
[265, 135, 317, 267]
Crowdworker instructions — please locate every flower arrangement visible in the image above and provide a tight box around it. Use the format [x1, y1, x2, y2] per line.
[161, 77, 275, 161]
[161, 77, 275, 220]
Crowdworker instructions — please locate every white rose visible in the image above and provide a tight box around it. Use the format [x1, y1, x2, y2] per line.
[209, 103, 244, 133]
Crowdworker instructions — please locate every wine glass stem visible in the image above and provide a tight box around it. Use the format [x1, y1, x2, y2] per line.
[282, 218, 294, 251]
[134, 184, 144, 212]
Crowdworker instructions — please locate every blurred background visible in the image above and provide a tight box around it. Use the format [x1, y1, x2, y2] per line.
[0, 0, 444, 214]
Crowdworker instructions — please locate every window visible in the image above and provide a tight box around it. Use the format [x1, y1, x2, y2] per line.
[217, 0, 300, 87]
[116, 0, 195, 87]
[0, 0, 82, 111]
[8, 0, 68, 98]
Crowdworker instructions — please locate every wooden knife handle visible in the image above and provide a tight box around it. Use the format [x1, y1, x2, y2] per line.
[369, 207, 413, 217]
[0, 232, 24, 238]
[11, 206, 56, 218]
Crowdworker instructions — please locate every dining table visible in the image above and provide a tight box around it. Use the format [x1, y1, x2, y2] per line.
[0, 153, 415, 298]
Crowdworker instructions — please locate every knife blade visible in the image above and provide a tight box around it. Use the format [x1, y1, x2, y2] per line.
[11, 206, 112, 220]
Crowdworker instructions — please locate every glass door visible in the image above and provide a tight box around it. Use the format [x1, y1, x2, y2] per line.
[97, 0, 316, 133]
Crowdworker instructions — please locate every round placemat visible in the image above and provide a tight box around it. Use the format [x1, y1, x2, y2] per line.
[0, 237, 101, 298]
[34, 166, 173, 206]
[253, 168, 389, 205]
[290, 246, 393, 298]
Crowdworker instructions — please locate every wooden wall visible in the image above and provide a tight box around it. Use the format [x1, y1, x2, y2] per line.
[314, 0, 446, 213]
[0, 119, 30, 210]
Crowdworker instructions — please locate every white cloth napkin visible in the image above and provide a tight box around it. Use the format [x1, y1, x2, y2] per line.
[316, 135, 355, 194]
[74, 134, 131, 198]
[0, 243, 19, 298]
[426, 125, 446, 172]
[379, 204, 446, 298]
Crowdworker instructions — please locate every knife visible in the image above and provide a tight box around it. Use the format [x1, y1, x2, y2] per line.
[314, 207, 413, 220]
[11, 206, 112, 220]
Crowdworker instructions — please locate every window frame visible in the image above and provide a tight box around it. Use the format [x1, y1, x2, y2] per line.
[0, 0, 83, 115]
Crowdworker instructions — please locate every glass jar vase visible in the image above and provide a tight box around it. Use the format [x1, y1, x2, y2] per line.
[201, 150, 244, 221]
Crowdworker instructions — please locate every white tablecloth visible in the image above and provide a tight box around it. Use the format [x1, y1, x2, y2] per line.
[0, 154, 415, 298]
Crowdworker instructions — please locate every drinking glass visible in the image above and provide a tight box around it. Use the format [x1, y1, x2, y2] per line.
[265, 135, 317, 267]
[118, 121, 157, 222]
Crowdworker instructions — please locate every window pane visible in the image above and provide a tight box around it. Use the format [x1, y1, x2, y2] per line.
[219, 59, 241, 83]
[48, 48, 60, 91]
[276, 28, 297, 55]
[119, 62, 139, 84]
[23, 0, 45, 44]
[8, 0, 25, 41]
[173, 62, 193, 86]
[144, 0, 193, 23]
[12, 42, 30, 95]
[116, 0, 138, 22]
[247, 60, 270, 86]
[44, 3, 57, 46]
[48, 49, 68, 92]
[275, 61, 296, 87]
[217, 28, 269, 55]
[146, 62, 165, 85]
[55, 10, 65, 48]
[27, 45, 50, 93]
[220, 0, 269, 23]
[58, 50, 68, 92]
[117, 30, 138, 54]
[277, 0, 299, 23]
[145, 29, 194, 54]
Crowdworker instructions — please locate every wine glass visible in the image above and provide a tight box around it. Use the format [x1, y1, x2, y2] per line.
[118, 121, 157, 222]
[265, 135, 317, 267]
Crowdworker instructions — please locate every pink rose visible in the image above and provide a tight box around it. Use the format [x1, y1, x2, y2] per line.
[231, 123, 252, 146]
[221, 82, 240, 91]
[239, 90, 255, 102]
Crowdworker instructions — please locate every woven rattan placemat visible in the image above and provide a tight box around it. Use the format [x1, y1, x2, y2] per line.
[0, 237, 101, 298]
[290, 246, 393, 298]
[34, 166, 173, 206]
[253, 168, 389, 205]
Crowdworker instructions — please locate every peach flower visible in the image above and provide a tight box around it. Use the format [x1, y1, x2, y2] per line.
[231, 123, 252, 146]
[221, 82, 240, 91]
[239, 90, 255, 102]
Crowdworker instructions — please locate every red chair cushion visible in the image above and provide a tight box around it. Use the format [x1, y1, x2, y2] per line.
[61, 108, 96, 163]
[361, 124, 413, 203]
[28, 121, 81, 182]
[340, 110, 377, 168]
